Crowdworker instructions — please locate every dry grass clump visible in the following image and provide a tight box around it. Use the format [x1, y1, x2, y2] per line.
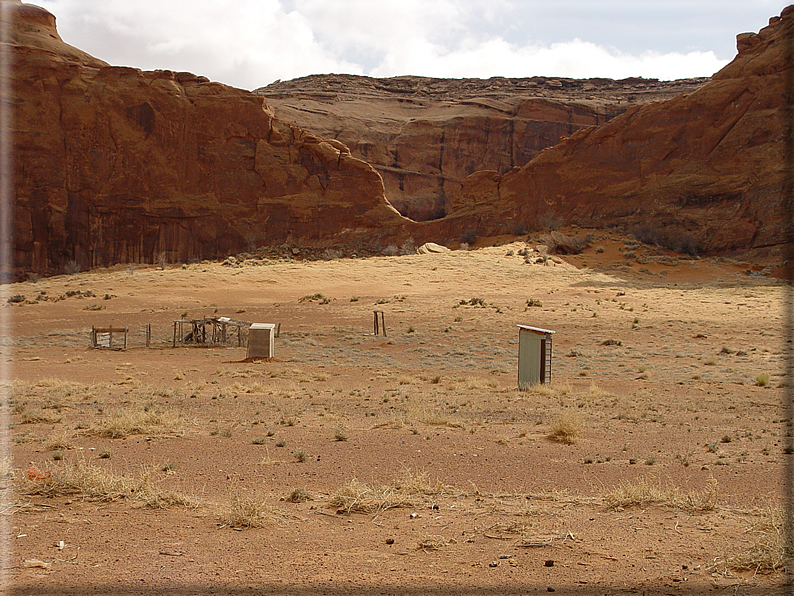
[223, 493, 288, 528]
[213, 366, 266, 379]
[523, 382, 572, 399]
[604, 476, 718, 512]
[329, 469, 452, 514]
[11, 379, 99, 403]
[19, 408, 62, 425]
[417, 534, 449, 551]
[44, 430, 75, 451]
[90, 407, 186, 438]
[547, 410, 583, 444]
[22, 460, 198, 509]
[464, 378, 499, 390]
[724, 507, 784, 572]
[286, 487, 312, 503]
[588, 383, 614, 398]
[405, 402, 463, 428]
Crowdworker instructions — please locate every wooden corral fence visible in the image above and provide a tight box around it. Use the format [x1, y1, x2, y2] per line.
[91, 326, 128, 350]
[172, 316, 251, 347]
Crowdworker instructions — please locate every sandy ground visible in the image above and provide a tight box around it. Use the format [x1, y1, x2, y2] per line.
[1, 232, 789, 595]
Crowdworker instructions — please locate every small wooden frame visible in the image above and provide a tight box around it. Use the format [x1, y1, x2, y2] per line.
[91, 326, 128, 350]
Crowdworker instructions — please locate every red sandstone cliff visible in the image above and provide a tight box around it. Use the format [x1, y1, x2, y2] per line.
[259, 75, 706, 221]
[436, 8, 792, 256]
[9, 2, 410, 276]
[9, 1, 790, 274]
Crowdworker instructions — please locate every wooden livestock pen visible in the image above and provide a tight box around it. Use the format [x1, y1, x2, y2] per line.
[172, 316, 251, 347]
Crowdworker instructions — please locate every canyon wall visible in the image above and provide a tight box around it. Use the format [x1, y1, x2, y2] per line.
[10, 2, 410, 276]
[9, 0, 791, 276]
[259, 75, 707, 221]
[433, 8, 791, 256]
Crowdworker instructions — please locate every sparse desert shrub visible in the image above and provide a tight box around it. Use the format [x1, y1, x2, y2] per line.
[224, 492, 284, 528]
[22, 460, 197, 508]
[90, 407, 185, 439]
[459, 229, 478, 244]
[400, 237, 416, 255]
[329, 469, 450, 514]
[547, 411, 583, 444]
[537, 211, 563, 231]
[322, 248, 343, 260]
[604, 476, 717, 512]
[293, 450, 308, 462]
[417, 534, 449, 551]
[755, 373, 770, 387]
[19, 408, 62, 425]
[63, 259, 81, 275]
[674, 235, 698, 256]
[382, 244, 399, 256]
[630, 224, 660, 246]
[287, 487, 312, 503]
[334, 427, 348, 442]
[724, 507, 784, 572]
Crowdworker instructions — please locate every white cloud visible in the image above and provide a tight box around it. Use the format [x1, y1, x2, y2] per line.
[40, 0, 364, 88]
[368, 37, 728, 81]
[37, 0, 769, 89]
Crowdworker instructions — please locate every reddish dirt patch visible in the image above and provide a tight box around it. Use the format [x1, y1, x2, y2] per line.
[3, 235, 787, 595]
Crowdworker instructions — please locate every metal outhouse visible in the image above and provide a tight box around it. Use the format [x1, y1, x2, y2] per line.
[517, 325, 554, 388]
[247, 323, 275, 358]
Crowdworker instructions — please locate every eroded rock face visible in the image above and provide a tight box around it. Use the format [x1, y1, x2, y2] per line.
[10, 2, 409, 276]
[259, 75, 708, 221]
[439, 8, 791, 256]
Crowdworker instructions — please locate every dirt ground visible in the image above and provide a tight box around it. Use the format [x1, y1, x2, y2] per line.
[1, 231, 789, 595]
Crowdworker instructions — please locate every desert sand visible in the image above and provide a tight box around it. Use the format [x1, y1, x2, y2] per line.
[3, 232, 788, 595]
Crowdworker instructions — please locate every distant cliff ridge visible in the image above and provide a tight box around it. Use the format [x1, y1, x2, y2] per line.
[9, 1, 792, 277]
[258, 75, 708, 221]
[10, 2, 410, 277]
[431, 7, 791, 256]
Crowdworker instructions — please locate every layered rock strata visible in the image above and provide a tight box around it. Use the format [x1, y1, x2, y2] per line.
[10, 2, 409, 276]
[434, 8, 791, 256]
[258, 75, 707, 221]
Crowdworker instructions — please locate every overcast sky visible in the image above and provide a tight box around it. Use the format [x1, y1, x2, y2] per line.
[37, 0, 783, 90]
